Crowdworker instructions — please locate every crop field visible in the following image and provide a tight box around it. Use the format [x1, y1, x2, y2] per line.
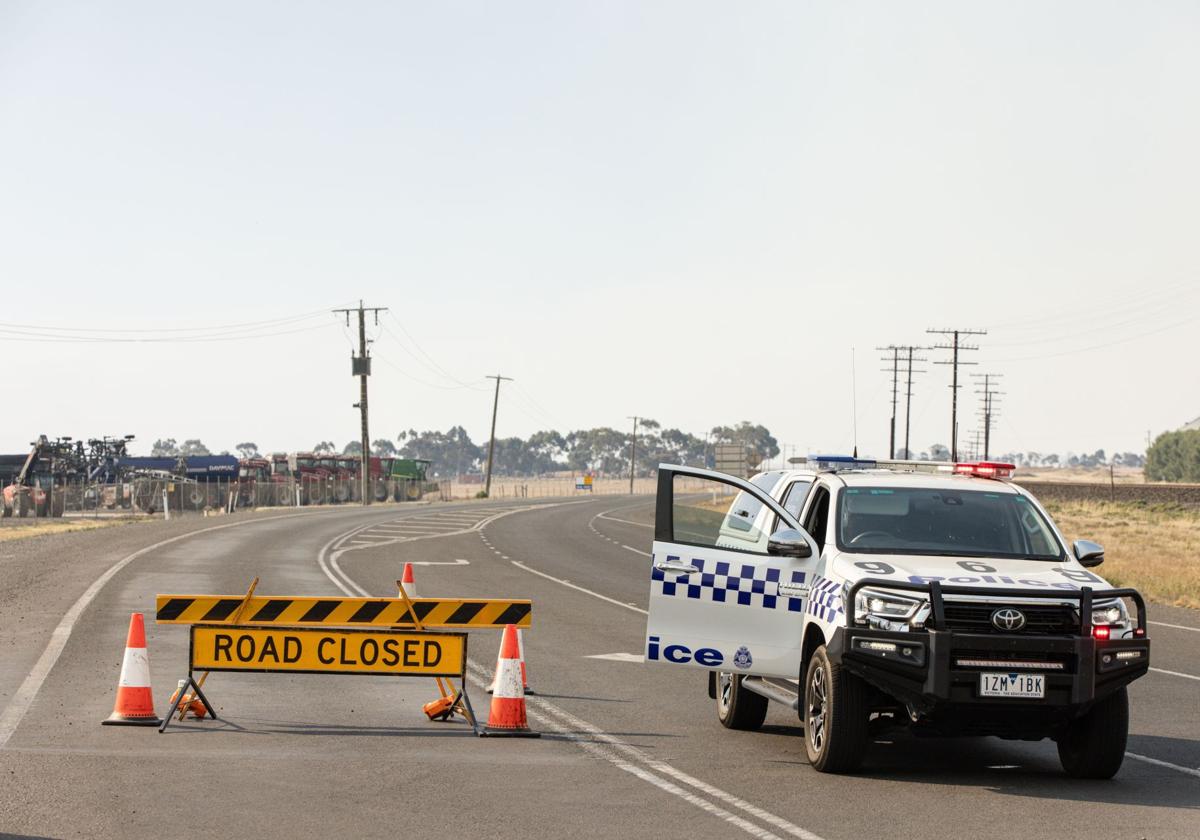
[1044, 499, 1200, 609]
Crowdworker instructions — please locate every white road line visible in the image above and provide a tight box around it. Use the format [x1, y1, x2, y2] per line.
[1150, 667, 1200, 682]
[510, 561, 648, 615]
[475, 660, 824, 840]
[316, 511, 832, 840]
[623, 544, 651, 557]
[1125, 752, 1200, 779]
[1150, 621, 1200, 633]
[0, 509, 326, 749]
[597, 513, 654, 528]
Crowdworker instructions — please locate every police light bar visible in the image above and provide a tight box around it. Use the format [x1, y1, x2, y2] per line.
[953, 461, 1016, 480]
[808, 455, 877, 471]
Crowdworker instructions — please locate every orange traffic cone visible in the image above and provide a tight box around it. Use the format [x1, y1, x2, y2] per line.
[479, 624, 539, 738]
[400, 562, 417, 599]
[487, 627, 532, 695]
[102, 613, 162, 727]
[168, 679, 208, 720]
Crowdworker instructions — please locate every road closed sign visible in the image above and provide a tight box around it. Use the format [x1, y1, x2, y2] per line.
[190, 625, 466, 677]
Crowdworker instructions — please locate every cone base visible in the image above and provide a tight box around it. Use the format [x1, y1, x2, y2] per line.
[102, 714, 163, 727]
[479, 725, 541, 738]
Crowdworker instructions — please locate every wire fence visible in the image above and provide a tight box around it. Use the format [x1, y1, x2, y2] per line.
[0, 474, 664, 521]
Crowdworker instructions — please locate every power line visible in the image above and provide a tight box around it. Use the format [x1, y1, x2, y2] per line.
[927, 328, 986, 461]
[0, 306, 348, 335]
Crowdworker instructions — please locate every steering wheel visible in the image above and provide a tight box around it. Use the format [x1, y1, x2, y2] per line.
[849, 530, 893, 545]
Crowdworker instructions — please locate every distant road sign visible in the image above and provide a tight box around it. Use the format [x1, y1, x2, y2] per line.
[190, 625, 465, 677]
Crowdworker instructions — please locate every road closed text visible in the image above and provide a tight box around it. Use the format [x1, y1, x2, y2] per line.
[190, 626, 465, 677]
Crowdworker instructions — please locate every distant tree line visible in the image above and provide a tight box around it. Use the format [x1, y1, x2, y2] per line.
[338, 420, 780, 478]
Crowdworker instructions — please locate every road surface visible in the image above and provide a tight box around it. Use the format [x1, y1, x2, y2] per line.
[1, 498, 1197, 838]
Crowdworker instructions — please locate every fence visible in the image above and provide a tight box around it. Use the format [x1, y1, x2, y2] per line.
[0, 473, 663, 521]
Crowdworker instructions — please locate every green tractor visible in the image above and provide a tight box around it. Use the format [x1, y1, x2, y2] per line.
[384, 458, 438, 502]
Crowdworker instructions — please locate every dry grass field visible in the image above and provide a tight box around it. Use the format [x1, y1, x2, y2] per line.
[0, 517, 140, 543]
[1044, 500, 1200, 609]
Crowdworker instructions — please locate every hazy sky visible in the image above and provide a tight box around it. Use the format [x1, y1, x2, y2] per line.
[2, 2, 1197, 459]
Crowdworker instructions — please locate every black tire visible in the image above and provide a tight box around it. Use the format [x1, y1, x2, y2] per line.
[715, 672, 768, 731]
[803, 644, 870, 773]
[1057, 687, 1129, 779]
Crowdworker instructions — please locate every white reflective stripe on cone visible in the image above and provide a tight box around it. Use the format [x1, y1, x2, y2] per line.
[117, 647, 152, 687]
[492, 657, 524, 700]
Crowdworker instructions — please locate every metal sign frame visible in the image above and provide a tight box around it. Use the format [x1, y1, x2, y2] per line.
[160, 625, 477, 734]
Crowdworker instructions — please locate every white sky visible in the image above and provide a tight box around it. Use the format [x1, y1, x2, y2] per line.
[2, 2, 1197, 459]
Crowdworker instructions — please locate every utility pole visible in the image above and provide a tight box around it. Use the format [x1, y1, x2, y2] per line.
[877, 346, 901, 458]
[334, 300, 387, 505]
[927, 328, 986, 461]
[483, 374, 512, 498]
[971, 373, 1004, 461]
[901, 346, 928, 460]
[627, 416, 639, 494]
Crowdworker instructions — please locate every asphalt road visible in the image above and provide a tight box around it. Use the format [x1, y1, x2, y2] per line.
[1, 498, 1198, 839]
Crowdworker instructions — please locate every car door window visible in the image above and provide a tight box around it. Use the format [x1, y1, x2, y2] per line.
[802, 487, 831, 553]
[772, 478, 814, 535]
[672, 473, 772, 554]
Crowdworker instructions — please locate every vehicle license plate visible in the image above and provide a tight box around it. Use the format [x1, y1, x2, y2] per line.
[979, 672, 1045, 699]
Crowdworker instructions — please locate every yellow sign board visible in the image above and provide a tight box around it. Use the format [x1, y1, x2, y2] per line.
[189, 625, 466, 677]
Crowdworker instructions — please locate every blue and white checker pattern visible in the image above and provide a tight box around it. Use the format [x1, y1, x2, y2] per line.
[651, 555, 807, 612]
[807, 575, 844, 623]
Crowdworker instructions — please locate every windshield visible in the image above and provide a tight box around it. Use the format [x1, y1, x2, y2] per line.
[836, 487, 1063, 560]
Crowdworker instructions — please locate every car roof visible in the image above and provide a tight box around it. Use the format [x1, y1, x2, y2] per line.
[827, 470, 1021, 494]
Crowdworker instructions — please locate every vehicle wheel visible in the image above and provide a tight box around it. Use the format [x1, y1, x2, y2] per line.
[716, 672, 768, 730]
[334, 484, 351, 503]
[803, 644, 869, 773]
[374, 481, 388, 502]
[1057, 687, 1128, 779]
[406, 483, 422, 501]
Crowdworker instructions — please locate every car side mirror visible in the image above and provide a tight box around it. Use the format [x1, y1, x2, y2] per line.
[768, 528, 813, 559]
[1074, 539, 1104, 568]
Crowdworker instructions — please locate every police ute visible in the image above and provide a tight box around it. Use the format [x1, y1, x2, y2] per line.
[643, 458, 1150, 777]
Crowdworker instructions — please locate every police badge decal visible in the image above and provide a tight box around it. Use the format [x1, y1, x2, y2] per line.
[733, 646, 753, 669]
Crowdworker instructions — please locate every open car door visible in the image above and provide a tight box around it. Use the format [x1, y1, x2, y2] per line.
[645, 465, 819, 679]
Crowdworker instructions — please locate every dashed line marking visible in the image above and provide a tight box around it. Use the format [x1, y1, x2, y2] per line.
[1150, 667, 1200, 683]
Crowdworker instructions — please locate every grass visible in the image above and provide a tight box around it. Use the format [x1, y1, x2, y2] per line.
[0, 517, 143, 543]
[1043, 500, 1200, 609]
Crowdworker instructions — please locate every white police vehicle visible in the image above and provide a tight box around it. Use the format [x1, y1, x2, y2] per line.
[644, 457, 1150, 777]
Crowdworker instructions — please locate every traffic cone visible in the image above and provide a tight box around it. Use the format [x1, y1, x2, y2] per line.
[168, 679, 207, 720]
[487, 627, 532, 695]
[479, 624, 539, 738]
[400, 563, 417, 599]
[102, 613, 162, 727]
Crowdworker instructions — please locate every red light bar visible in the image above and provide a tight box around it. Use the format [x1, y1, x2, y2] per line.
[953, 461, 1016, 479]
[1092, 625, 1111, 640]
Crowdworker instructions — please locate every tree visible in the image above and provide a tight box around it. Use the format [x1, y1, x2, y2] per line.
[398, 426, 482, 477]
[151, 438, 179, 456]
[180, 439, 210, 456]
[927, 443, 950, 461]
[236, 442, 260, 459]
[312, 441, 336, 454]
[710, 422, 779, 469]
[343, 441, 363, 455]
[1146, 430, 1200, 482]
[372, 439, 397, 456]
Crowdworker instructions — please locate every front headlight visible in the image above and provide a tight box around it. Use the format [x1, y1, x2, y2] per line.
[1091, 600, 1129, 629]
[854, 588, 926, 625]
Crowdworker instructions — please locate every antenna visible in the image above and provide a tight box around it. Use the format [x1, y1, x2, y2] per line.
[851, 348, 859, 458]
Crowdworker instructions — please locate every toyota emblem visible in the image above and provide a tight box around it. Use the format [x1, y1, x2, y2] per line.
[991, 608, 1027, 632]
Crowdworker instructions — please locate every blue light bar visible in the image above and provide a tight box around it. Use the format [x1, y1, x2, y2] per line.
[808, 455, 877, 471]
